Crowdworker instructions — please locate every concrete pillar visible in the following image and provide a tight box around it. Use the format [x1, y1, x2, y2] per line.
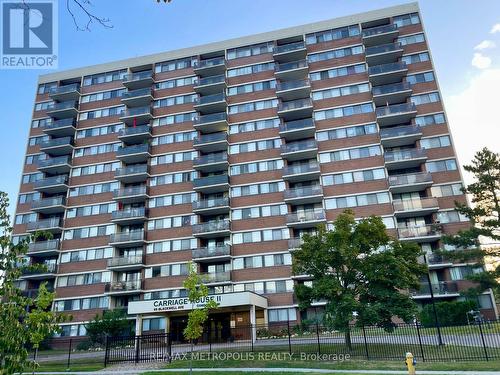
[263, 307, 269, 328]
[135, 314, 143, 336]
[250, 305, 256, 343]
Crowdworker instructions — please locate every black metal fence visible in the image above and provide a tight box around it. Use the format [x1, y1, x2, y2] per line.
[104, 333, 172, 366]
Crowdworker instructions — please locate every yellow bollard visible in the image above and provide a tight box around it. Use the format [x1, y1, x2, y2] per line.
[405, 352, 416, 375]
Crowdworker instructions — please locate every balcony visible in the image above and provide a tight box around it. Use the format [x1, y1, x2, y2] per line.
[365, 42, 403, 66]
[372, 82, 412, 106]
[398, 225, 442, 243]
[393, 197, 439, 218]
[193, 220, 231, 238]
[118, 125, 152, 144]
[277, 98, 313, 121]
[43, 118, 76, 137]
[376, 103, 417, 127]
[199, 271, 231, 285]
[36, 155, 71, 174]
[274, 59, 309, 80]
[384, 148, 427, 170]
[284, 186, 323, 205]
[273, 41, 307, 62]
[111, 207, 147, 225]
[288, 238, 303, 251]
[119, 106, 152, 126]
[115, 164, 149, 183]
[193, 174, 230, 193]
[426, 253, 453, 269]
[279, 118, 316, 140]
[411, 281, 459, 298]
[122, 71, 154, 90]
[282, 162, 321, 182]
[192, 245, 231, 262]
[33, 175, 68, 194]
[388, 172, 433, 193]
[194, 112, 228, 133]
[286, 210, 326, 228]
[49, 83, 81, 101]
[194, 75, 226, 95]
[21, 286, 55, 298]
[193, 132, 228, 153]
[280, 139, 318, 161]
[20, 263, 57, 280]
[193, 152, 228, 173]
[31, 196, 66, 214]
[28, 239, 60, 257]
[26, 217, 63, 234]
[106, 280, 143, 295]
[362, 24, 399, 47]
[193, 92, 227, 114]
[109, 231, 145, 247]
[192, 197, 230, 215]
[380, 125, 422, 147]
[39, 136, 74, 156]
[46, 101, 78, 119]
[193, 57, 226, 76]
[368, 62, 408, 86]
[113, 186, 149, 204]
[116, 144, 151, 164]
[107, 255, 145, 271]
[276, 79, 311, 101]
[121, 88, 153, 107]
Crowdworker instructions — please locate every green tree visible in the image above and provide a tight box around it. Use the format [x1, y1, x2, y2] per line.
[183, 262, 219, 375]
[293, 210, 427, 349]
[85, 308, 133, 346]
[0, 192, 66, 375]
[420, 300, 477, 327]
[442, 147, 500, 296]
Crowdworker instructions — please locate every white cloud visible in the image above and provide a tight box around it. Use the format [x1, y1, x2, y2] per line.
[490, 23, 500, 34]
[471, 53, 492, 69]
[445, 69, 500, 185]
[474, 40, 496, 50]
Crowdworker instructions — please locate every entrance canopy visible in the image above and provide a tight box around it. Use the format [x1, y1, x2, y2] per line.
[128, 291, 268, 315]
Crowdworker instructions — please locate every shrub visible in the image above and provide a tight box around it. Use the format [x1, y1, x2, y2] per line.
[420, 300, 477, 327]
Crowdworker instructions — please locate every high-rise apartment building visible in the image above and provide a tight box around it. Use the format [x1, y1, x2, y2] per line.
[13, 2, 497, 343]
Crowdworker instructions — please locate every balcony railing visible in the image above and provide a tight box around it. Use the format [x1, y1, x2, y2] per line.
[32, 196, 66, 210]
[274, 41, 306, 54]
[286, 210, 326, 224]
[398, 225, 441, 239]
[365, 42, 402, 56]
[412, 281, 459, 296]
[34, 175, 68, 189]
[384, 148, 426, 163]
[36, 155, 71, 168]
[376, 102, 416, 117]
[113, 186, 148, 198]
[192, 245, 231, 259]
[121, 106, 150, 117]
[109, 230, 145, 244]
[199, 271, 231, 283]
[112, 207, 146, 221]
[380, 125, 421, 139]
[27, 217, 62, 231]
[196, 75, 225, 86]
[194, 57, 225, 69]
[362, 23, 398, 37]
[122, 88, 152, 100]
[119, 125, 151, 137]
[193, 174, 229, 188]
[393, 197, 439, 212]
[276, 79, 310, 92]
[115, 164, 148, 177]
[194, 153, 227, 166]
[194, 112, 227, 125]
[28, 239, 60, 254]
[195, 92, 226, 106]
[192, 220, 230, 234]
[107, 255, 144, 268]
[22, 263, 57, 276]
[426, 253, 452, 265]
[123, 71, 153, 83]
[278, 98, 312, 112]
[44, 118, 75, 131]
[388, 172, 432, 187]
[368, 61, 407, 76]
[275, 59, 308, 72]
[279, 118, 315, 133]
[48, 101, 77, 111]
[284, 186, 322, 200]
[192, 197, 229, 211]
[288, 238, 303, 249]
[281, 139, 317, 154]
[283, 163, 320, 176]
[49, 83, 80, 96]
[40, 137, 73, 149]
[194, 132, 227, 146]
[116, 144, 150, 157]
[372, 82, 412, 96]
[107, 280, 142, 292]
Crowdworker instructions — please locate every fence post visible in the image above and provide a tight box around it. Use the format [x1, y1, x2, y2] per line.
[66, 338, 72, 370]
[415, 321, 425, 362]
[287, 320, 292, 355]
[362, 325, 369, 360]
[168, 332, 172, 363]
[135, 335, 140, 364]
[103, 336, 109, 368]
[208, 324, 212, 354]
[316, 322, 321, 355]
[478, 319, 489, 361]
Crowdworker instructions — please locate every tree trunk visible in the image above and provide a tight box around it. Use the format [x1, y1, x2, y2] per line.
[344, 327, 352, 351]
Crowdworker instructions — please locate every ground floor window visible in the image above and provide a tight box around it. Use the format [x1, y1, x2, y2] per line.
[268, 308, 296, 322]
[142, 317, 166, 331]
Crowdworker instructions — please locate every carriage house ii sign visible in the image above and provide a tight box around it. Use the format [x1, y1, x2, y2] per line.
[128, 292, 268, 315]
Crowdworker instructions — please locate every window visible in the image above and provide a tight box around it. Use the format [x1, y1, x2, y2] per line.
[312, 83, 369, 101]
[63, 225, 115, 240]
[60, 247, 113, 263]
[450, 266, 483, 280]
[407, 71, 435, 85]
[402, 52, 430, 65]
[308, 45, 363, 63]
[426, 159, 457, 173]
[152, 112, 197, 127]
[233, 253, 292, 269]
[415, 113, 445, 126]
[151, 151, 197, 165]
[437, 210, 468, 224]
[151, 131, 197, 146]
[314, 103, 373, 121]
[147, 215, 196, 230]
[233, 228, 289, 244]
[144, 289, 188, 300]
[230, 159, 284, 175]
[25, 154, 45, 165]
[227, 62, 275, 78]
[31, 118, 52, 129]
[231, 181, 285, 197]
[326, 192, 390, 209]
[74, 143, 120, 158]
[149, 192, 197, 208]
[155, 57, 196, 73]
[153, 94, 197, 108]
[142, 317, 166, 331]
[37, 82, 57, 94]
[411, 92, 440, 105]
[268, 308, 297, 322]
[398, 33, 425, 46]
[66, 203, 117, 218]
[227, 80, 276, 96]
[232, 204, 287, 220]
[319, 145, 381, 163]
[227, 42, 274, 59]
[83, 69, 127, 86]
[393, 13, 420, 27]
[155, 76, 197, 90]
[28, 135, 49, 146]
[228, 99, 278, 114]
[18, 192, 41, 204]
[146, 263, 189, 278]
[22, 173, 43, 184]
[322, 168, 385, 186]
[150, 171, 197, 186]
[69, 182, 119, 197]
[79, 105, 125, 120]
[76, 124, 124, 139]
[71, 162, 120, 177]
[316, 123, 377, 141]
[54, 324, 87, 337]
[306, 25, 360, 44]
[431, 183, 463, 197]
[14, 213, 37, 225]
[34, 101, 54, 111]
[57, 271, 111, 287]
[229, 138, 281, 154]
[146, 238, 197, 253]
[229, 118, 280, 134]
[420, 135, 451, 149]
[54, 296, 109, 311]
[81, 89, 126, 103]
[309, 63, 366, 81]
